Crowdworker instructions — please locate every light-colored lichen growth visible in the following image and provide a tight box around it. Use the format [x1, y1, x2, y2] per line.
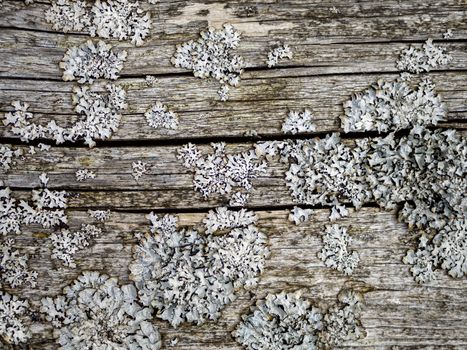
[0, 238, 38, 288]
[267, 43, 293, 68]
[318, 224, 360, 275]
[341, 79, 445, 133]
[60, 40, 127, 83]
[129, 208, 269, 327]
[41, 271, 161, 349]
[282, 109, 316, 134]
[145, 101, 179, 130]
[75, 169, 96, 182]
[4, 84, 127, 147]
[171, 24, 244, 92]
[49, 224, 101, 267]
[177, 142, 267, 202]
[88, 209, 111, 222]
[233, 290, 323, 349]
[233, 288, 365, 350]
[132, 160, 150, 180]
[46, 0, 151, 45]
[288, 206, 313, 225]
[0, 291, 32, 345]
[396, 39, 452, 73]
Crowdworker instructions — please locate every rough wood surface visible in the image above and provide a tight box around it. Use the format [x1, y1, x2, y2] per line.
[1, 0, 467, 349]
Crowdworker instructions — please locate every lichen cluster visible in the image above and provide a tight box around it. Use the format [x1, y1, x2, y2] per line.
[318, 224, 360, 276]
[75, 168, 96, 181]
[60, 40, 127, 83]
[49, 224, 101, 267]
[171, 24, 244, 99]
[282, 109, 316, 134]
[0, 291, 32, 345]
[233, 289, 364, 350]
[0, 238, 38, 288]
[177, 142, 267, 202]
[4, 84, 127, 147]
[0, 184, 67, 236]
[46, 0, 151, 45]
[145, 101, 179, 130]
[267, 43, 293, 68]
[341, 79, 445, 133]
[41, 272, 161, 349]
[129, 207, 269, 327]
[396, 39, 452, 73]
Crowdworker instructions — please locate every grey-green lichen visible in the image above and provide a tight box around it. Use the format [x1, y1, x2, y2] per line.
[318, 224, 360, 276]
[0, 291, 32, 345]
[171, 24, 244, 92]
[177, 142, 267, 203]
[129, 207, 269, 327]
[233, 289, 364, 350]
[256, 121, 465, 283]
[46, 0, 151, 45]
[41, 271, 161, 349]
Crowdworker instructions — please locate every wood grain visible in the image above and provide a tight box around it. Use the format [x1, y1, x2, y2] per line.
[6, 209, 467, 349]
[1, 0, 467, 349]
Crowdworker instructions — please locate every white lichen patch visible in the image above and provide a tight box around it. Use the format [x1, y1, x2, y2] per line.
[0, 291, 32, 345]
[171, 24, 244, 91]
[45, 0, 91, 33]
[329, 202, 348, 222]
[177, 142, 267, 202]
[132, 160, 150, 180]
[233, 288, 365, 350]
[229, 192, 249, 207]
[282, 109, 316, 134]
[4, 84, 127, 147]
[341, 79, 446, 133]
[46, 0, 151, 45]
[88, 209, 111, 222]
[177, 142, 201, 168]
[288, 206, 313, 225]
[318, 224, 360, 275]
[90, 0, 151, 46]
[202, 206, 257, 234]
[257, 122, 465, 283]
[75, 169, 96, 181]
[0, 188, 23, 235]
[60, 40, 127, 83]
[1, 184, 68, 235]
[267, 43, 293, 68]
[443, 29, 453, 39]
[217, 85, 230, 102]
[41, 271, 161, 349]
[319, 289, 365, 347]
[145, 75, 158, 86]
[49, 224, 101, 267]
[68, 84, 127, 147]
[0, 145, 24, 172]
[396, 39, 452, 73]
[129, 208, 269, 327]
[145, 101, 179, 130]
[1, 238, 38, 288]
[233, 290, 323, 350]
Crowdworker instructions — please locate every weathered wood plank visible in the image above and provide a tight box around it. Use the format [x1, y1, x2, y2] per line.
[2, 131, 466, 210]
[6, 208, 467, 349]
[1, 28, 467, 80]
[1, 0, 467, 42]
[1, 1, 466, 349]
[1, 71, 466, 142]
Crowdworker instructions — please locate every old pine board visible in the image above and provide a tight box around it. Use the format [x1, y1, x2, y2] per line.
[0, 0, 466, 349]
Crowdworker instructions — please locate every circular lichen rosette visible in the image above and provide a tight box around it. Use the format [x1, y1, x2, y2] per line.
[40, 271, 161, 350]
[129, 207, 269, 327]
